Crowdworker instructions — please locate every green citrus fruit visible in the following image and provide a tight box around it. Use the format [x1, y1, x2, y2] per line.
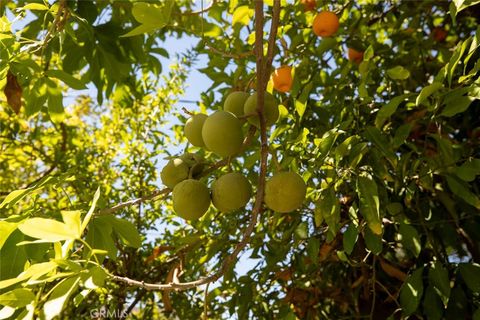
[224, 91, 249, 117]
[264, 172, 306, 213]
[172, 179, 211, 220]
[243, 92, 279, 127]
[212, 172, 252, 212]
[202, 111, 243, 157]
[185, 113, 207, 147]
[160, 158, 189, 189]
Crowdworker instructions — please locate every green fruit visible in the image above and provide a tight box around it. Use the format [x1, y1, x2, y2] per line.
[180, 153, 204, 177]
[185, 113, 207, 147]
[172, 179, 211, 220]
[212, 172, 252, 212]
[202, 111, 244, 157]
[224, 91, 249, 117]
[160, 158, 189, 189]
[243, 92, 279, 127]
[264, 172, 306, 213]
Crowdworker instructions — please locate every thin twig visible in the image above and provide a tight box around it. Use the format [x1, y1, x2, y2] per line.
[369, 257, 377, 319]
[97, 188, 170, 215]
[205, 44, 254, 59]
[184, 0, 216, 15]
[110, 0, 278, 292]
[264, 0, 281, 82]
[203, 282, 210, 320]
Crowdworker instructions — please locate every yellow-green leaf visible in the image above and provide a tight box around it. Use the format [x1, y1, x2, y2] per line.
[18, 218, 80, 242]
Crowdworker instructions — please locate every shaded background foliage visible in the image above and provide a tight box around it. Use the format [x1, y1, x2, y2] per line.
[0, 0, 480, 319]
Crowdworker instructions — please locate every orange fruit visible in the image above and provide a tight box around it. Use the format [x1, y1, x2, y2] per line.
[300, 0, 316, 12]
[312, 11, 339, 37]
[432, 27, 447, 42]
[271, 66, 293, 93]
[347, 48, 364, 64]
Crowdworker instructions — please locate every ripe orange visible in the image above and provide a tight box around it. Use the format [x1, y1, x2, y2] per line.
[312, 11, 339, 37]
[432, 27, 447, 42]
[347, 48, 364, 64]
[271, 66, 293, 93]
[300, 0, 316, 12]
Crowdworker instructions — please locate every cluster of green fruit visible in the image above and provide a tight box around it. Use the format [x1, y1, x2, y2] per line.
[160, 91, 307, 221]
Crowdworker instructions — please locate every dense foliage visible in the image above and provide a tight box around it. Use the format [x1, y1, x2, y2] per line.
[1, 0, 480, 319]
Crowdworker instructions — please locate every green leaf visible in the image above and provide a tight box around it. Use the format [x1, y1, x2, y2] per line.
[474, 308, 480, 320]
[363, 227, 382, 254]
[81, 187, 100, 234]
[0, 231, 27, 282]
[392, 123, 413, 148]
[0, 221, 17, 250]
[83, 266, 107, 289]
[0, 189, 31, 209]
[446, 175, 480, 209]
[453, 0, 480, 12]
[61, 211, 81, 236]
[0, 289, 35, 308]
[357, 174, 382, 235]
[363, 45, 374, 61]
[294, 222, 309, 240]
[315, 129, 342, 162]
[343, 224, 358, 255]
[458, 263, 480, 292]
[429, 262, 451, 303]
[375, 94, 410, 128]
[446, 38, 471, 86]
[122, 1, 174, 37]
[454, 159, 480, 182]
[43, 276, 81, 320]
[399, 223, 421, 257]
[423, 285, 444, 320]
[441, 96, 474, 117]
[85, 217, 117, 260]
[0, 261, 57, 289]
[295, 82, 313, 118]
[45, 70, 86, 90]
[46, 79, 65, 123]
[400, 267, 424, 316]
[18, 218, 80, 242]
[22, 3, 49, 10]
[315, 187, 340, 239]
[416, 82, 443, 106]
[386, 66, 410, 80]
[306, 238, 320, 264]
[111, 217, 142, 248]
[445, 286, 468, 318]
[232, 5, 253, 26]
[316, 38, 337, 55]
[364, 126, 397, 165]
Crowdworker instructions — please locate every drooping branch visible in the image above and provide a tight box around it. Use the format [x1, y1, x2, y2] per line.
[111, 0, 281, 291]
[97, 126, 257, 216]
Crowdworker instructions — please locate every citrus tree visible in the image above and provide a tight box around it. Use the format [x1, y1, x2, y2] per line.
[1, 0, 480, 319]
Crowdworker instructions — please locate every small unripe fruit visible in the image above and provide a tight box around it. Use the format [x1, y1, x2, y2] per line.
[161, 159, 189, 189]
[224, 91, 249, 117]
[185, 113, 207, 147]
[243, 92, 279, 127]
[264, 172, 306, 213]
[202, 111, 244, 157]
[172, 179, 211, 220]
[212, 172, 252, 212]
[180, 152, 204, 177]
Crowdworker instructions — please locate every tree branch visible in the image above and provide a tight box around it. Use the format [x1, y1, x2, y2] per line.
[110, 0, 280, 292]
